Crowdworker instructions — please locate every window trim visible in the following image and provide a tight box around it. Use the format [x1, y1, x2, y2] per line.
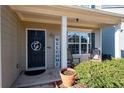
[68, 32, 91, 55]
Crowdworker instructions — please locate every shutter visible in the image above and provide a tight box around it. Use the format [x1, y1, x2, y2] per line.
[91, 33, 95, 49]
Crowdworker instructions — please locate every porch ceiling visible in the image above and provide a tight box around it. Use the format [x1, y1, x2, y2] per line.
[9, 5, 124, 30]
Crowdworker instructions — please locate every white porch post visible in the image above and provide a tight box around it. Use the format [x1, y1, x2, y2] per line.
[61, 16, 67, 68]
[115, 24, 121, 58]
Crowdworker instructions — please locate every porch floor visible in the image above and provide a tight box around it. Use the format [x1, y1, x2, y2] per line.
[11, 68, 61, 88]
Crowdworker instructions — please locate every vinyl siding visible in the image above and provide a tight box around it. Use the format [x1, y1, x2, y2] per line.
[102, 26, 115, 57]
[1, 6, 22, 87]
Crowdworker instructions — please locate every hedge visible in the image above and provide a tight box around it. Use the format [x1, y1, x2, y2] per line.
[74, 59, 124, 88]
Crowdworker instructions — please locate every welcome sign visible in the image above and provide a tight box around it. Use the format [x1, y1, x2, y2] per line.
[54, 35, 61, 68]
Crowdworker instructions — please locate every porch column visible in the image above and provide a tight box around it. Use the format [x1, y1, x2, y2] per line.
[61, 16, 67, 68]
[115, 24, 121, 58]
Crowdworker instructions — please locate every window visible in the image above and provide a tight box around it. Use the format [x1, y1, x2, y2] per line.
[68, 32, 91, 54]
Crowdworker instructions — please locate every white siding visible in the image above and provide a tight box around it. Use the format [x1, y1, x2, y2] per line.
[1, 6, 22, 87]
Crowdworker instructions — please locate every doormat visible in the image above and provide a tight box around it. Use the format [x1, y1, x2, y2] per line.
[24, 69, 46, 76]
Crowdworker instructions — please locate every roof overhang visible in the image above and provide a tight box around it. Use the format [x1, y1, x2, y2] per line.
[9, 5, 124, 30]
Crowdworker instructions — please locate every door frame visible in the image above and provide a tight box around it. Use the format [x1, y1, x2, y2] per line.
[26, 28, 47, 71]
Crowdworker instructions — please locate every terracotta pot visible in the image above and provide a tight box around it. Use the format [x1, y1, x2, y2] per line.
[60, 68, 76, 87]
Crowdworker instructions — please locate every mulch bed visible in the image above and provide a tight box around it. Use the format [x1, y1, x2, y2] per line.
[54, 80, 88, 88]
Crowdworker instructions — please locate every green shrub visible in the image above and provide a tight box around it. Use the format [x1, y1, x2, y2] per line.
[74, 59, 124, 88]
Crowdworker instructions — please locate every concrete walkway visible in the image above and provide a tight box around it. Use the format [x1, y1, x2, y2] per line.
[12, 69, 61, 88]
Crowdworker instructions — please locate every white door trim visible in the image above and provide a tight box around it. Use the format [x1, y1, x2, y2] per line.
[26, 28, 47, 71]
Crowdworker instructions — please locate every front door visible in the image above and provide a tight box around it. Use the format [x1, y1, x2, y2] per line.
[26, 29, 46, 71]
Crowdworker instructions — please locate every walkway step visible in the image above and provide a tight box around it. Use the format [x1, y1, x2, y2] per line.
[18, 79, 61, 88]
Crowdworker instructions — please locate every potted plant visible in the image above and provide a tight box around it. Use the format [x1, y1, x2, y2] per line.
[60, 68, 76, 87]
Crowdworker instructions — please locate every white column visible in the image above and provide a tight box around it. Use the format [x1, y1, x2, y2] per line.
[115, 24, 121, 58]
[61, 16, 67, 68]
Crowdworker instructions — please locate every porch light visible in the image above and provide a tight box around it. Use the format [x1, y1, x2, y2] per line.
[76, 18, 79, 22]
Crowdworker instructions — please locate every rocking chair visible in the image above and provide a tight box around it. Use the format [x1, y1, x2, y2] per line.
[67, 48, 80, 68]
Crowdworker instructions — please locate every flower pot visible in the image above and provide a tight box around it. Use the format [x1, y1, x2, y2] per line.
[60, 68, 76, 87]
